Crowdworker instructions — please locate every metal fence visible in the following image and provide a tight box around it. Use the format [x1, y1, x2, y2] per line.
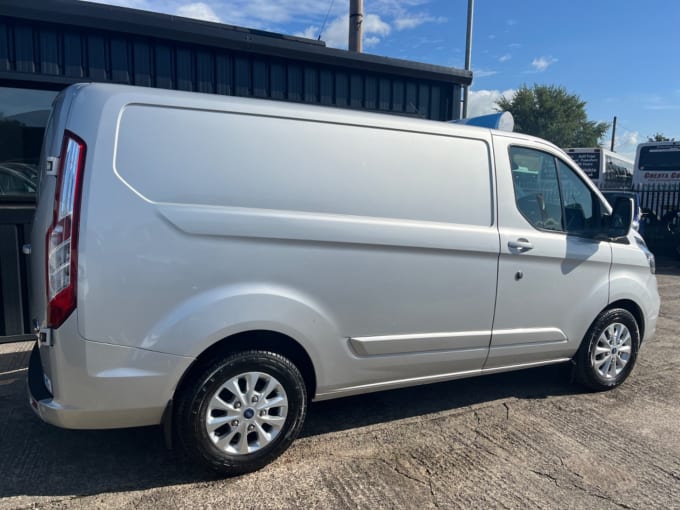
[634, 183, 680, 219]
[601, 183, 680, 219]
[601, 183, 680, 257]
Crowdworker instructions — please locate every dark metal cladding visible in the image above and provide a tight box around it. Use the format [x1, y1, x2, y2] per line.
[0, 207, 34, 342]
[0, 0, 471, 120]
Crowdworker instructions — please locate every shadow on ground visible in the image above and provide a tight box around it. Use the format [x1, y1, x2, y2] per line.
[0, 359, 577, 499]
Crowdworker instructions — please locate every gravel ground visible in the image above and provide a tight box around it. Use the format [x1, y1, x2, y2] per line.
[1, 261, 678, 509]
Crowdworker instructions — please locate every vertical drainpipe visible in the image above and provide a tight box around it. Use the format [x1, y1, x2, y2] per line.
[349, 0, 363, 52]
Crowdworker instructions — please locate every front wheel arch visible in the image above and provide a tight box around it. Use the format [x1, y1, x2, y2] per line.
[607, 299, 645, 343]
[574, 307, 641, 391]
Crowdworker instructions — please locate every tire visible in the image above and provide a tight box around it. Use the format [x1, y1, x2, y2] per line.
[175, 350, 307, 475]
[574, 308, 640, 391]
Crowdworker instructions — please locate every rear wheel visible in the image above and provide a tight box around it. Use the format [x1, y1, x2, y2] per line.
[175, 350, 307, 475]
[574, 308, 640, 391]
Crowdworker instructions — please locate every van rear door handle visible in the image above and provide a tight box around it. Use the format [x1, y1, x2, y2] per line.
[508, 238, 534, 252]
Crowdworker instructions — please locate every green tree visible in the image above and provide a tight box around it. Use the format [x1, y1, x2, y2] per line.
[495, 84, 609, 147]
[647, 132, 673, 142]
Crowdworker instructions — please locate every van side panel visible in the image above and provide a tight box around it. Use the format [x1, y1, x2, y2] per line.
[114, 105, 494, 226]
[70, 89, 500, 396]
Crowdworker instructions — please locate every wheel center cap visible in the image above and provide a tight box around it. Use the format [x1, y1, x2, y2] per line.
[244, 408, 255, 419]
[612, 347, 618, 355]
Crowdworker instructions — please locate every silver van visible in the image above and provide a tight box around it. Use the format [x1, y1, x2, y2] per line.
[28, 83, 660, 475]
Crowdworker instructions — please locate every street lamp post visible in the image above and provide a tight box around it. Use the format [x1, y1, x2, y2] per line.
[462, 0, 474, 118]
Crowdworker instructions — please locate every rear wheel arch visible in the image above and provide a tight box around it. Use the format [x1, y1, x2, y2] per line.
[169, 331, 317, 474]
[174, 329, 317, 404]
[174, 349, 308, 474]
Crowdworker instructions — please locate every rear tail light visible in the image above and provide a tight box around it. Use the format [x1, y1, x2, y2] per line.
[46, 131, 86, 328]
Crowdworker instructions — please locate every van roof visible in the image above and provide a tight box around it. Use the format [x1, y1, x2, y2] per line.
[67, 82, 553, 146]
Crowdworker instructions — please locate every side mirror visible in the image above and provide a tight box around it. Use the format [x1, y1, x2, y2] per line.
[608, 197, 634, 239]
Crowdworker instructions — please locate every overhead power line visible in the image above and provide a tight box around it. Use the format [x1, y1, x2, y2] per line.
[317, 0, 336, 41]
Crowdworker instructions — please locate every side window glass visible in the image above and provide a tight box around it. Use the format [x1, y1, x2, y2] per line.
[0, 87, 57, 202]
[509, 146, 563, 232]
[556, 159, 596, 235]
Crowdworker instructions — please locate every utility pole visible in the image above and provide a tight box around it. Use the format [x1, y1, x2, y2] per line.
[462, 0, 474, 118]
[610, 116, 617, 151]
[349, 0, 363, 52]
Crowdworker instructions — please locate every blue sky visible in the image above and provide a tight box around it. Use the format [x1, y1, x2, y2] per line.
[86, 0, 680, 159]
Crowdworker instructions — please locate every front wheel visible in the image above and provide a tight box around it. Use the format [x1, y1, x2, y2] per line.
[175, 350, 307, 475]
[574, 308, 640, 391]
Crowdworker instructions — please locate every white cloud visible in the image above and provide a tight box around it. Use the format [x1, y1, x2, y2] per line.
[315, 16, 348, 48]
[365, 36, 381, 48]
[531, 56, 558, 72]
[86, 0, 441, 50]
[176, 2, 221, 23]
[369, 0, 436, 19]
[234, 0, 320, 24]
[473, 69, 497, 78]
[645, 104, 680, 111]
[394, 14, 446, 30]
[410, 36, 444, 49]
[467, 89, 516, 118]
[618, 130, 640, 147]
[499, 54, 511, 62]
[365, 14, 392, 36]
[82, 0, 161, 9]
[635, 93, 680, 112]
[296, 26, 318, 40]
[602, 130, 639, 160]
[99, 0, 345, 30]
[394, 16, 422, 30]
[208, 0, 339, 26]
[312, 14, 391, 49]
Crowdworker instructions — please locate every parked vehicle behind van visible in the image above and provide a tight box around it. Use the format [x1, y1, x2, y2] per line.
[633, 140, 680, 185]
[28, 84, 659, 475]
[565, 147, 634, 189]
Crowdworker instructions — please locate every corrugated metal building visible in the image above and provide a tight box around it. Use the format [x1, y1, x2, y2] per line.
[0, 0, 472, 342]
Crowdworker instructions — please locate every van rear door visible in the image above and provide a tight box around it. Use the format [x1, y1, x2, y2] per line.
[29, 85, 84, 333]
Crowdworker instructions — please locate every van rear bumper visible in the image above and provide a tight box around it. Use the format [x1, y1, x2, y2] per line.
[27, 316, 194, 429]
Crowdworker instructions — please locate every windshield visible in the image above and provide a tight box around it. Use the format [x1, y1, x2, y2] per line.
[638, 145, 680, 171]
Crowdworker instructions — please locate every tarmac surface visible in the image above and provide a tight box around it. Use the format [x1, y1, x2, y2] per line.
[1, 261, 679, 509]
